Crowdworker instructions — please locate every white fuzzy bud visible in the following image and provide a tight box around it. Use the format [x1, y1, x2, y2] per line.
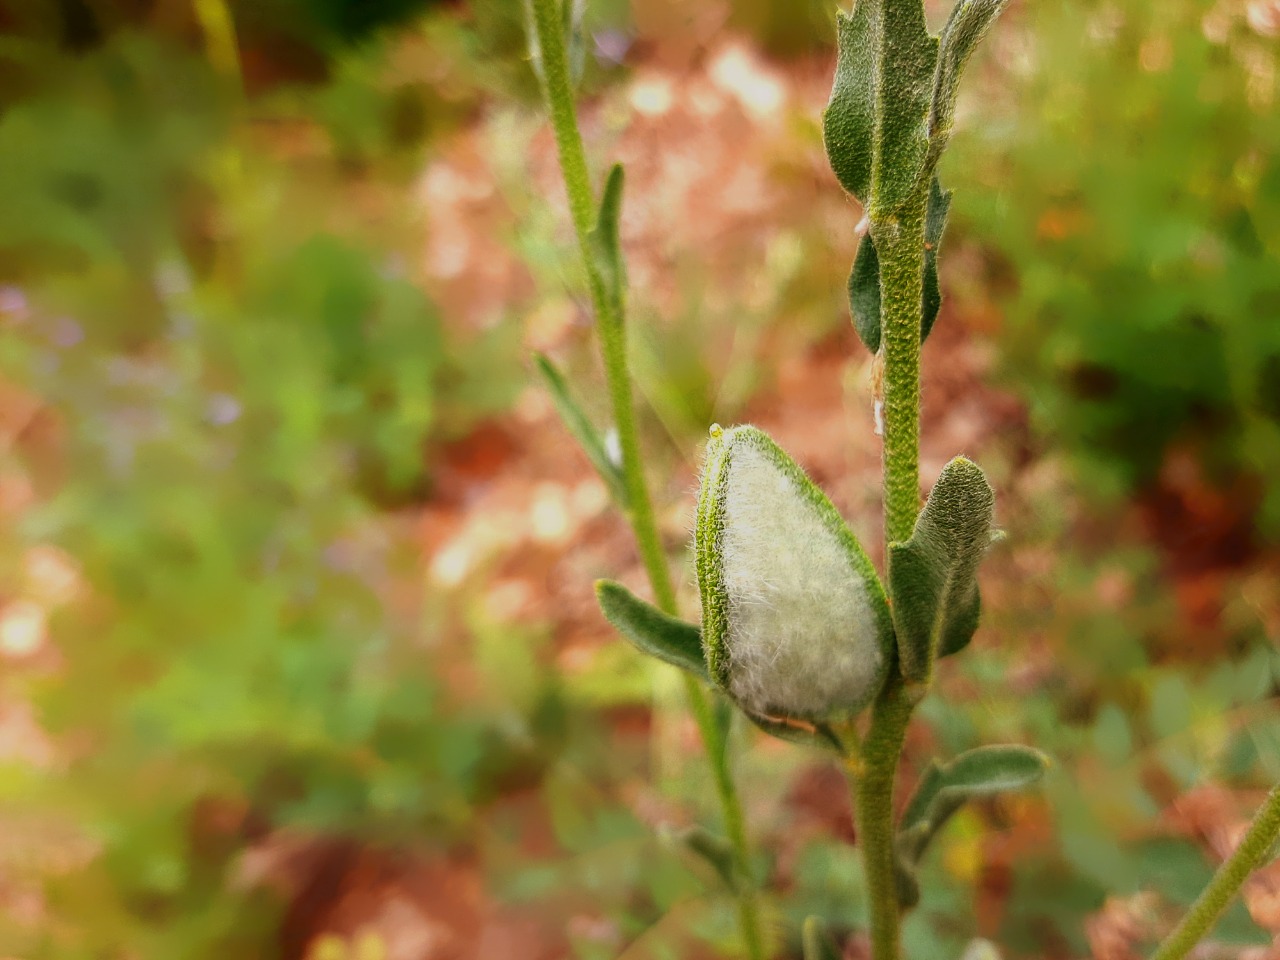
[695, 425, 892, 720]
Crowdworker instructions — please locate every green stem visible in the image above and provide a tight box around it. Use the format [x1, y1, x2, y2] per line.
[1150, 784, 1280, 960]
[851, 678, 916, 960]
[873, 197, 927, 547]
[526, 3, 764, 957]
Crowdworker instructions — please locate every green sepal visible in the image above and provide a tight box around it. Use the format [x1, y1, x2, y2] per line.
[889, 456, 995, 683]
[661, 823, 741, 892]
[534, 354, 627, 505]
[594, 580, 709, 681]
[587, 164, 626, 319]
[848, 176, 952, 353]
[744, 712, 847, 755]
[823, 4, 875, 205]
[898, 745, 1049, 865]
[802, 916, 842, 960]
[874, 0, 939, 213]
[929, 0, 1012, 150]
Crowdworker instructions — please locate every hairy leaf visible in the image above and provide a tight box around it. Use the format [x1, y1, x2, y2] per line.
[823, 4, 876, 205]
[899, 744, 1049, 864]
[889, 456, 995, 682]
[534, 354, 627, 504]
[848, 175, 952, 352]
[875, 0, 940, 212]
[595, 580, 708, 680]
[744, 711, 847, 754]
[930, 0, 1012, 149]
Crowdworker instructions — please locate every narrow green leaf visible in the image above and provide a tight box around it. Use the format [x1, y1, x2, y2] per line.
[875, 0, 939, 212]
[535, 354, 628, 504]
[898, 744, 1049, 863]
[594, 580, 709, 680]
[848, 234, 882, 353]
[922, 175, 953, 341]
[587, 164, 626, 318]
[847, 176, 951, 353]
[889, 456, 995, 682]
[802, 916, 842, 960]
[823, 4, 876, 205]
[930, 0, 1012, 148]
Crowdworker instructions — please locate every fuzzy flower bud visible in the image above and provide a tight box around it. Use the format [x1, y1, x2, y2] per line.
[695, 425, 893, 721]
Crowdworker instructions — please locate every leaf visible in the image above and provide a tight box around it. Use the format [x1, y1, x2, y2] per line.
[534, 354, 627, 504]
[823, 4, 876, 205]
[875, 0, 940, 212]
[847, 176, 951, 353]
[587, 164, 626, 318]
[594, 580, 709, 681]
[802, 916, 842, 960]
[898, 744, 1049, 864]
[930, 0, 1012, 148]
[889, 456, 995, 683]
[922, 175, 953, 341]
[848, 233, 882, 352]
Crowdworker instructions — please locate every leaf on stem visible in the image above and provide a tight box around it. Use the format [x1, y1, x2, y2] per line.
[898, 744, 1049, 867]
[930, 0, 1012, 149]
[848, 175, 952, 353]
[534, 354, 628, 504]
[889, 456, 995, 683]
[801, 916, 842, 960]
[594, 579, 709, 681]
[823, 3, 875, 205]
[587, 163, 626, 319]
[875, 0, 940, 212]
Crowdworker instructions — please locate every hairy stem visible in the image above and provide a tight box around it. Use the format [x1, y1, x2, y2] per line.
[526, 3, 764, 956]
[1151, 784, 1280, 960]
[851, 679, 916, 960]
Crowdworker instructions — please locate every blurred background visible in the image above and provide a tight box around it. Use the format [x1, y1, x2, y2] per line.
[0, 0, 1277, 957]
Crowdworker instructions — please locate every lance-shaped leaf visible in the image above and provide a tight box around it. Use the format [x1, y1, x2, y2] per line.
[874, 0, 940, 212]
[823, 3, 875, 205]
[929, 0, 1012, 149]
[696, 425, 893, 721]
[921, 176, 953, 341]
[848, 176, 952, 353]
[535, 354, 627, 504]
[898, 745, 1049, 865]
[595, 580, 708, 681]
[587, 164, 626, 320]
[802, 916, 842, 960]
[889, 456, 994, 683]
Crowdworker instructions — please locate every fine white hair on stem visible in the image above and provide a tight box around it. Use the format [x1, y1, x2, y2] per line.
[718, 442, 883, 718]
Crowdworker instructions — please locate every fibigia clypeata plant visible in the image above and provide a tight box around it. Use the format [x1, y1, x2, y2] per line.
[527, 0, 1280, 957]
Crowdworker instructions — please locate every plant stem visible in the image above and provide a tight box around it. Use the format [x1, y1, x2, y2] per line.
[873, 199, 927, 547]
[856, 168, 930, 960]
[526, 3, 764, 957]
[1150, 784, 1280, 960]
[851, 679, 917, 960]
